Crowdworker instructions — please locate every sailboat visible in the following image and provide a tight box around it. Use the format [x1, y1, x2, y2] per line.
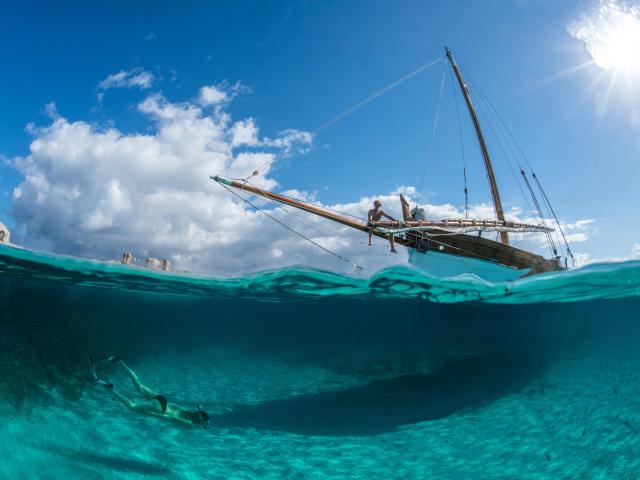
[212, 48, 571, 282]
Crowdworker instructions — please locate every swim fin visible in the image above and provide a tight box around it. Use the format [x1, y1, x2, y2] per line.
[88, 356, 114, 389]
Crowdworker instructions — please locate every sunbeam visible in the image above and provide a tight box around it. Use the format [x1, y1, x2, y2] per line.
[568, 0, 640, 75]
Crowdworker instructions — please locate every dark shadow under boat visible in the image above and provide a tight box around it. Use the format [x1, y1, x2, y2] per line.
[213, 353, 545, 436]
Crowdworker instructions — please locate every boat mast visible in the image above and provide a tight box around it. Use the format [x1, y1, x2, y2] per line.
[445, 47, 509, 245]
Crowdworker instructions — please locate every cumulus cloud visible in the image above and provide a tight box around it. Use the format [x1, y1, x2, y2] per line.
[573, 243, 640, 267]
[231, 119, 259, 147]
[10, 85, 362, 275]
[98, 68, 155, 90]
[199, 82, 251, 108]
[262, 129, 314, 156]
[199, 85, 227, 106]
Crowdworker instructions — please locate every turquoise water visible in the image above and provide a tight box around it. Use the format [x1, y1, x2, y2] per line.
[1, 243, 639, 479]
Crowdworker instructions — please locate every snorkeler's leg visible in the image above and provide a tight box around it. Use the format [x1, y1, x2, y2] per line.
[119, 361, 159, 399]
[107, 388, 159, 413]
[107, 387, 136, 409]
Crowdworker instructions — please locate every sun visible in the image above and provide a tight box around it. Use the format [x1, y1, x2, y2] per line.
[569, 1, 640, 74]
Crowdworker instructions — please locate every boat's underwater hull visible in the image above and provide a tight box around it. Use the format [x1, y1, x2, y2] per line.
[408, 249, 530, 282]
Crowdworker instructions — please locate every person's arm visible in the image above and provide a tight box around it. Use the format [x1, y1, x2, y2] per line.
[367, 209, 374, 222]
[381, 210, 397, 222]
[167, 408, 198, 426]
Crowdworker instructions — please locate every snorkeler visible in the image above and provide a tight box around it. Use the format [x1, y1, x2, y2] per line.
[88, 356, 210, 428]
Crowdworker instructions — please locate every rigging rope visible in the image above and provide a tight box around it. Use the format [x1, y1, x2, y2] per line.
[314, 57, 442, 134]
[248, 57, 443, 179]
[531, 173, 574, 264]
[246, 180, 368, 223]
[468, 71, 573, 263]
[470, 85, 536, 216]
[460, 66, 570, 261]
[520, 169, 558, 257]
[254, 188, 406, 256]
[460, 70, 536, 217]
[413, 231, 499, 263]
[249, 184, 355, 239]
[448, 64, 470, 218]
[217, 182, 363, 272]
[474, 94, 557, 257]
[415, 59, 446, 209]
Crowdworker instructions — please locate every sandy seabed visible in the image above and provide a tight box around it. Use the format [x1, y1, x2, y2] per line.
[2, 343, 639, 480]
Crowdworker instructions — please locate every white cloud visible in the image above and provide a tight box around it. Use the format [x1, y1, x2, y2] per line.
[573, 243, 640, 267]
[98, 68, 155, 90]
[573, 252, 591, 267]
[279, 189, 317, 203]
[231, 119, 259, 147]
[564, 219, 595, 230]
[564, 233, 588, 243]
[262, 129, 314, 155]
[199, 85, 227, 106]
[10, 85, 351, 275]
[43, 102, 61, 120]
[199, 82, 252, 108]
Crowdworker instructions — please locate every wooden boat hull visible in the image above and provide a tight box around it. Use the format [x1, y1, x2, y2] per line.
[408, 249, 529, 282]
[404, 230, 561, 281]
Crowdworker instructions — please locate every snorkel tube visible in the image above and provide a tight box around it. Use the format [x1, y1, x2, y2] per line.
[196, 404, 210, 428]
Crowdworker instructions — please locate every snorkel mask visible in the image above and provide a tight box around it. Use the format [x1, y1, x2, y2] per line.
[196, 404, 210, 429]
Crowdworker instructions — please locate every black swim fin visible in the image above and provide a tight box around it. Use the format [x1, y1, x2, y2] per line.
[88, 356, 98, 381]
[88, 356, 114, 389]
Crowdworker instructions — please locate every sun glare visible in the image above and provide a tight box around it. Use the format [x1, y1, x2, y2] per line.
[569, 1, 640, 74]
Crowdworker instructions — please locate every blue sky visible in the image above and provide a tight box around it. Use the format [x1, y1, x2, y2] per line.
[1, 1, 639, 272]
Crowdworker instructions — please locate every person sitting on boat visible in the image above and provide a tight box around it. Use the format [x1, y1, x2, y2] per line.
[368, 199, 398, 253]
[89, 356, 210, 428]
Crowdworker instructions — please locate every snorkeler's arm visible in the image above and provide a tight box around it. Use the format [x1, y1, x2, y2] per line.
[168, 410, 196, 426]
